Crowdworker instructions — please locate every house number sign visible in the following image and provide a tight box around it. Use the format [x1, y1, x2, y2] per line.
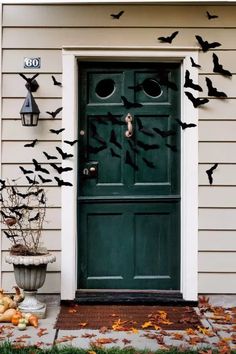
[24, 57, 41, 69]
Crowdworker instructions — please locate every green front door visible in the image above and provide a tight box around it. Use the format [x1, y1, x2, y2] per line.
[78, 62, 180, 290]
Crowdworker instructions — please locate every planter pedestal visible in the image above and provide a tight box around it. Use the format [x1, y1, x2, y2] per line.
[5, 254, 56, 319]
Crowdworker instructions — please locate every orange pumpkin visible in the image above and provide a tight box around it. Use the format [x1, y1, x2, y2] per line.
[11, 312, 22, 326]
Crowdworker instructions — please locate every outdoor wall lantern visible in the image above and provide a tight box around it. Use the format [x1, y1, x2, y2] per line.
[19, 73, 40, 127]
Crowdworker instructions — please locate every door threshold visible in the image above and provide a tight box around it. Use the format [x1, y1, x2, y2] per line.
[75, 290, 198, 306]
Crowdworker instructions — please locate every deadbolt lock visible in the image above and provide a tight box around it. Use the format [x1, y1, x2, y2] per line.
[82, 161, 98, 178]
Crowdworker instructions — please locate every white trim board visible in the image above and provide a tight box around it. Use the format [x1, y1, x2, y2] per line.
[61, 46, 198, 301]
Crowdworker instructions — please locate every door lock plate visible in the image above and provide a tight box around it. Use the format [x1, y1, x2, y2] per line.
[82, 162, 98, 178]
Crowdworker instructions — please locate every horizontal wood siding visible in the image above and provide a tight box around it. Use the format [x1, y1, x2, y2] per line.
[2, 3, 236, 294]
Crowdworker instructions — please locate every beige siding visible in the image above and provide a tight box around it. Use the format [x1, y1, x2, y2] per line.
[3, 5, 236, 28]
[2, 3, 236, 295]
[3, 28, 236, 49]
[199, 231, 236, 251]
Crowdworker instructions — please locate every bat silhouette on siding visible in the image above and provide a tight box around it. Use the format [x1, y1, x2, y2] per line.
[24, 139, 38, 148]
[110, 10, 124, 19]
[206, 163, 218, 185]
[206, 11, 218, 20]
[51, 75, 62, 87]
[184, 70, 203, 92]
[158, 31, 179, 43]
[46, 107, 63, 118]
[185, 91, 209, 108]
[205, 77, 227, 98]
[190, 57, 201, 68]
[195, 35, 221, 52]
[212, 53, 232, 77]
[175, 118, 197, 130]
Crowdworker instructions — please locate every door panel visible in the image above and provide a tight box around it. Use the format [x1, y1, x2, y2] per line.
[78, 62, 180, 290]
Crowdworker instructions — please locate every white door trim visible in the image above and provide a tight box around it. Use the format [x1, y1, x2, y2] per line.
[61, 46, 199, 301]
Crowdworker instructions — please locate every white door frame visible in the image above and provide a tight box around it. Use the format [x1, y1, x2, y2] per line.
[61, 46, 199, 301]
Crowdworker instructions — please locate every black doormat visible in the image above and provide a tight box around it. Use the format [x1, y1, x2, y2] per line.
[55, 303, 201, 330]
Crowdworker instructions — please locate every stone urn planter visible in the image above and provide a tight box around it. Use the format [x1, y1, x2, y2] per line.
[5, 253, 56, 318]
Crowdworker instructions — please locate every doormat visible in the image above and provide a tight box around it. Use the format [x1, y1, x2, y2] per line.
[55, 304, 201, 330]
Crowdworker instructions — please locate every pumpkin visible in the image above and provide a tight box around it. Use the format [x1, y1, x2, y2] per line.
[11, 312, 22, 326]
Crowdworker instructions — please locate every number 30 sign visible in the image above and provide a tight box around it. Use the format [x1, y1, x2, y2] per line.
[24, 57, 41, 69]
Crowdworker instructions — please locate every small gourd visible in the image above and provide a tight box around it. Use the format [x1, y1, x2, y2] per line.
[18, 318, 27, 331]
[28, 314, 39, 328]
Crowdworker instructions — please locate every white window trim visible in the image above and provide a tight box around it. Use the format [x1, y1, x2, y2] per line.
[61, 46, 198, 301]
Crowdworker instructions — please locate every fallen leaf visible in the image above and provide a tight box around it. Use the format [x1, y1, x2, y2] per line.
[81, 333, 97, 338]
[130, 327, 138, 334]
[68, 308, 77, 313]
[37, 328, 48, 337]
[142, 321, 153, 329]
[99, 326, 109, 334]
[88, 351, 96, 354]
[172, 333, 184, 340]
[122, 338, 131, 345]
[185, 328, 196, 335]
[55, 335, 77, 344]
[79, 322, 88, 327]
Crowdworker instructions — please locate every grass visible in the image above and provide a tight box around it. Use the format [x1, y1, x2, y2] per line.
[0, 342, 230, 354]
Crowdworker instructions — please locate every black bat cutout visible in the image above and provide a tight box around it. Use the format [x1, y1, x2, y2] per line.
[184, 70, 203, 92]
[39, 193, 46, 204]
[175, 118, 197, 130]
[64, 139, 79, 146]
[32, 159, 50, 174]
[157, 72, 178, 91]
[8, 208, 23, 220]
[110, 129, 122, 149]
[137, 140, 160, 151]
[190, 57, 201, 68]
[50, 163, 73, 174]
[110, 10, 124, 19]
[195, 35, 221, 52]
[206, 163, 218, 185]
[206, 11, 218, 20]
[153, 127, 176, 138]
[128, 140, 139, 154]
[90, 122, 106, 145]
[51, 75, 62, 87]
[125, 151, 138, 171]
[4, 231, 19, 239]
[185, 91, 209, 108]
[56, 147, 74, 160]
[38, 175, 52, 184]
[166, 143, 178, 152]
[136, 118, 155, 137]
[16, 188, 43, 199]
[121, 96, 143, 109]
[205, 77, 227, 98]
[142, 157, 155, 169]
[24, 139, 38, 148]
[158, 31, 179, 44]
[49, 128, 65, 135]
[19, 166, 34, 175]
[110, 148, 121, 158]
[26, 176, 39, 185]
[107, 112, 125, 126]
[54, 177, 73, 187]
[29, 212, 40, 222]
[43, 151, 58, 160]
[46, 107, 63, 118]
[212, 53, 232, 77]
[88, 144, 107, 154]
